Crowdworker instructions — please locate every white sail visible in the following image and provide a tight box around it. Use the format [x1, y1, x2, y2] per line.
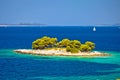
[93, 27, 96, 31]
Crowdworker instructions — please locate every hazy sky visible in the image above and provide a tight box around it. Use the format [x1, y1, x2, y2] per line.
[0, 0, 120, 26]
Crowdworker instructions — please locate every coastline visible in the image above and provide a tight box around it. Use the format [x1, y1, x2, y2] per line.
[13, 49, 110, 56]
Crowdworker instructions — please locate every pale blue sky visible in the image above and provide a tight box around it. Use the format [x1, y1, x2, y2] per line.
[0, 0, 120, 26]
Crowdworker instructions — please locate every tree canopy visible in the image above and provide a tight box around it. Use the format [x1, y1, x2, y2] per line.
[32, 36, 95, 53]
[57, 39, 71, 47]
[32, 36, 57, 49]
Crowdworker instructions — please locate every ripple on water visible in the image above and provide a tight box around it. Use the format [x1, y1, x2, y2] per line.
[0, 49, 120, 80]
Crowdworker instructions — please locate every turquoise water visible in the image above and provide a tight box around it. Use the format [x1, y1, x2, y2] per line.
[0, 26, 120, 80]
[0, 49, 120, 80]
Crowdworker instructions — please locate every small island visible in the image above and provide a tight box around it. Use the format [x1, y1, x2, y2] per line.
[14, 36, 110, 56]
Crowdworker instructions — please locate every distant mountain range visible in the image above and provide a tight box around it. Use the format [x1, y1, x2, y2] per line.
[0, 23, 45, 26]
[0, 23, 120, 27]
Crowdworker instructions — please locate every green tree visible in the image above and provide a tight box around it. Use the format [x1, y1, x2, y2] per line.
[49, 38, 57, 47]
[79, 44, 91, 52]
[32, 39, 45, 49]
[85, 41, 95, 50]
[57, 39, 71, 47]
[66, 46, 71, 52]
[69, 40, 81, 48]
[69, 47, 79, 53]
[32, 36, 57, 49]
[32, 36, 95, 53]
[66, 40, 81, 53]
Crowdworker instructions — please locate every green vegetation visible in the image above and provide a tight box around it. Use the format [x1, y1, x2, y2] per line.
[57, 39, 71, 47]
[79, 44, 91, 52]
[32, 36, 95, 53]
[32, 36, 57, 49]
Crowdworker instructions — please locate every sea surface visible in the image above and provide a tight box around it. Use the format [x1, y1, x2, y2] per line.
[0, 26, 120, 80]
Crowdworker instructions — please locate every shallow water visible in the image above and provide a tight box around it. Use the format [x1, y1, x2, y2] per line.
[0, 49, 120, 80]
[0, 26, 120, 80]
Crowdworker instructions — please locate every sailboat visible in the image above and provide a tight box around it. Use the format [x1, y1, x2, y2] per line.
[93, 27, 96, 31]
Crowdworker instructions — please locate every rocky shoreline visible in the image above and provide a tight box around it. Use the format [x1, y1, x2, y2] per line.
[13, 49, 110, 56]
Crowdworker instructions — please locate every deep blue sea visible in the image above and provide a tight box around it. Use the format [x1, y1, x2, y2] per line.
[0, 26, 120, 80]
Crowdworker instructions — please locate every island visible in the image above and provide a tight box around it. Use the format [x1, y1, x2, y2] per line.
[0, 23, 45, 27]
[14, 36, 110, 56]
